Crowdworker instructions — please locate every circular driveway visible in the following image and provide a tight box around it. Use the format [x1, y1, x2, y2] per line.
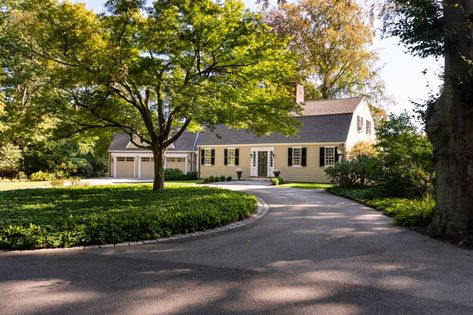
[1, 184, 472, 314]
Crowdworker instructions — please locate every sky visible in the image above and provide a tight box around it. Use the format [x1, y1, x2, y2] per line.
[77, 0, 443, 115]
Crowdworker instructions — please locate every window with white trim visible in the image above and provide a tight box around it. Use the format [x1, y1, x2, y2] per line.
[325, 147, 335, 166]
[117, 157, 126, 162]
[125, 157, 134, 162]
[141, 157, 153, 162]
[293, 148, 302, 166]
[228, 148, 236, 166]
[357, 115, 364, 133]
[204, 149, 212, 166]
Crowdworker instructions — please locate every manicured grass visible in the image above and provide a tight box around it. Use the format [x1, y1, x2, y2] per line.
[327, 186, 435, 228]
[0, 181, 51, 191]
[279, 182, 334, 189]
[0, 184, 257, 250]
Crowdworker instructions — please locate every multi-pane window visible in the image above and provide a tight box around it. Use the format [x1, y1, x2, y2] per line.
[325, 147, 335, 166]
[126, 157, 134, 162]
[252, 152, 257, 167]
[141, 157, 153, 162]
[204, 149, 212, 166]
[357, 115, 364, 133]
[366, 120, 372, 135]
[228, 149, 236, 166]
[270, 151, 274, 167]
[293, 148, 302, 166]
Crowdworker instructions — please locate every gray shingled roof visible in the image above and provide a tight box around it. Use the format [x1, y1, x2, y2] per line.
[198, 114, 353, 145]
[299, 97, 363, 116]
[108, 132, 199, 152]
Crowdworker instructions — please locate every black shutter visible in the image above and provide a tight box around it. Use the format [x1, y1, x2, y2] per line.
[201, 149, 205, 165]
[211, 149, 215, 165]
[235, 149, 240, 165]
[288, 148, 293, 166]
[319, 147, 325, 167]
[301, 147, 307, 166]
[224, 149, 228, 165]
[335, 149, 340, 163]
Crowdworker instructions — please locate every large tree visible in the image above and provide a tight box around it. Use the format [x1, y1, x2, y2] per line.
[384, 0, 473, 240]
[4, 0, 299, 190]
[264, 0, 385, 102]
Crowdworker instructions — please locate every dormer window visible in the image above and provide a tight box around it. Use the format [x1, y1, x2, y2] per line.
[366, 120, 372, 135]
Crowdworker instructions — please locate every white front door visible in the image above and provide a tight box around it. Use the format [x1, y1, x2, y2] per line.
[250, 147, 274, 177]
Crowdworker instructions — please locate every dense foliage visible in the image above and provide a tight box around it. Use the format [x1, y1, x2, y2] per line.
[0, 185, 257, 249]
[327, 186, 435, 228]
[326, 112, 434, 198]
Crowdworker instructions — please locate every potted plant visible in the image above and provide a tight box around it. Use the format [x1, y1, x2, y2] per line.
[236, 168, 243, 180]
[273, 169, 281, 178]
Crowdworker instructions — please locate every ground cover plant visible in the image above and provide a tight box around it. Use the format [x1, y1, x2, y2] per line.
[327, 187, 435, 229]
[0, 184, 257, 250]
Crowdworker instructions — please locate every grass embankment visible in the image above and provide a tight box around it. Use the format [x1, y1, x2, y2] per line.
[0, 184, 257, 250]
[327, 187, 435, 228]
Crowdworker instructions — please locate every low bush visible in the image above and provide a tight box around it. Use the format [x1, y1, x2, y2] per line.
[164, 169, 198, 181]
[220, 175, 226, 182]
[16, 172, 28, 181]
[226, 176, 232, 181]
[50, 179, 65, 187]
[271, 178, 279, 185]
[214, 176, 220, 182]
[209, 176, 215, 182]
[30, 171, 54, 181]
[277, 177, 284, 185]
[203, 178, 211, 183]
[0, 185, 258, 249]
[325, 155, 378, 188]
[327, 187, 435, 229]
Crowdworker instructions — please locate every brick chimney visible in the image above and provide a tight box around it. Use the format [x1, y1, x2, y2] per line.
[295, 83, 304, 104]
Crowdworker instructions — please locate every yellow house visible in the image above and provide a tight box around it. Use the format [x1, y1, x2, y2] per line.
[108, 97, 375, 182]
[197, 97, 376, 183]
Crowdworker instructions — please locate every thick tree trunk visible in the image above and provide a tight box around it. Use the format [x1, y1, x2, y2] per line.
[426, 0, 473, 239]
[152, 148, 165, 191]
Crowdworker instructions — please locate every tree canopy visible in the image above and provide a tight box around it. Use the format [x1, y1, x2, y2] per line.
[2, 0, 299, 189]
[264, 0, 385, 104]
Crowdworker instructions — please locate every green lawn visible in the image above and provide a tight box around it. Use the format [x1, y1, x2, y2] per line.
[0, 184, 257, 250]
[0, 181, 51, 191]
[279, 182, 334, 189]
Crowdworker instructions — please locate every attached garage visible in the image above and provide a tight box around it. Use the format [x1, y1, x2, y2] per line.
[115, 157, 135, 178]
[166, 157, 187, 173]
[140, 157, 154, 178]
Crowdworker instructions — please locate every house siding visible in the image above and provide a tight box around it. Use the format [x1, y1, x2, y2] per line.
[199, 143, 341, 183]
[345, 100, 376, 150]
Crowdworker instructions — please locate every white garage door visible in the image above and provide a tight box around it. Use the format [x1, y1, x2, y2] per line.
[115, 157, 135, 178]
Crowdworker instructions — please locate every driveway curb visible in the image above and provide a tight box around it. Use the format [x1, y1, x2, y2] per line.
[7, 196, 270, 253]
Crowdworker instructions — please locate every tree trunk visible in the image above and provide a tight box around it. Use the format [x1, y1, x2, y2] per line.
[152, 148, 165, 191]
[426, 0, 473, 239]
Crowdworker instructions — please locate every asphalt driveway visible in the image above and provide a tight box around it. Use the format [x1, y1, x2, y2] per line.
[1, 184, 472, 314]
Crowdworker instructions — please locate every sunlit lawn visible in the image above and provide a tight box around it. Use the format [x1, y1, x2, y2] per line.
[279, 182, 334, 189]
[0, 181, 51, 191]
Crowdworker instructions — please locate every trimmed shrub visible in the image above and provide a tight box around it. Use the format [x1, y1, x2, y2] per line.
[51, 179, 65, 187]
[226, 176, 232, 181]
[277, 177, 284, 185]
[30, 171, 54, 181]
[325, 155, 379, 188]
[214, 176, 220, 182]
[271, 178, 279, 185]
[203, 178, 211, 183]
[16, 171, 28, 181]
[220, 175, 226, 182]
[164, 168, 184, 177]
[209, 176, 215, 182]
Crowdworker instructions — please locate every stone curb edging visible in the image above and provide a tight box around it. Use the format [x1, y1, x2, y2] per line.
[8, 196, 269, 253]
